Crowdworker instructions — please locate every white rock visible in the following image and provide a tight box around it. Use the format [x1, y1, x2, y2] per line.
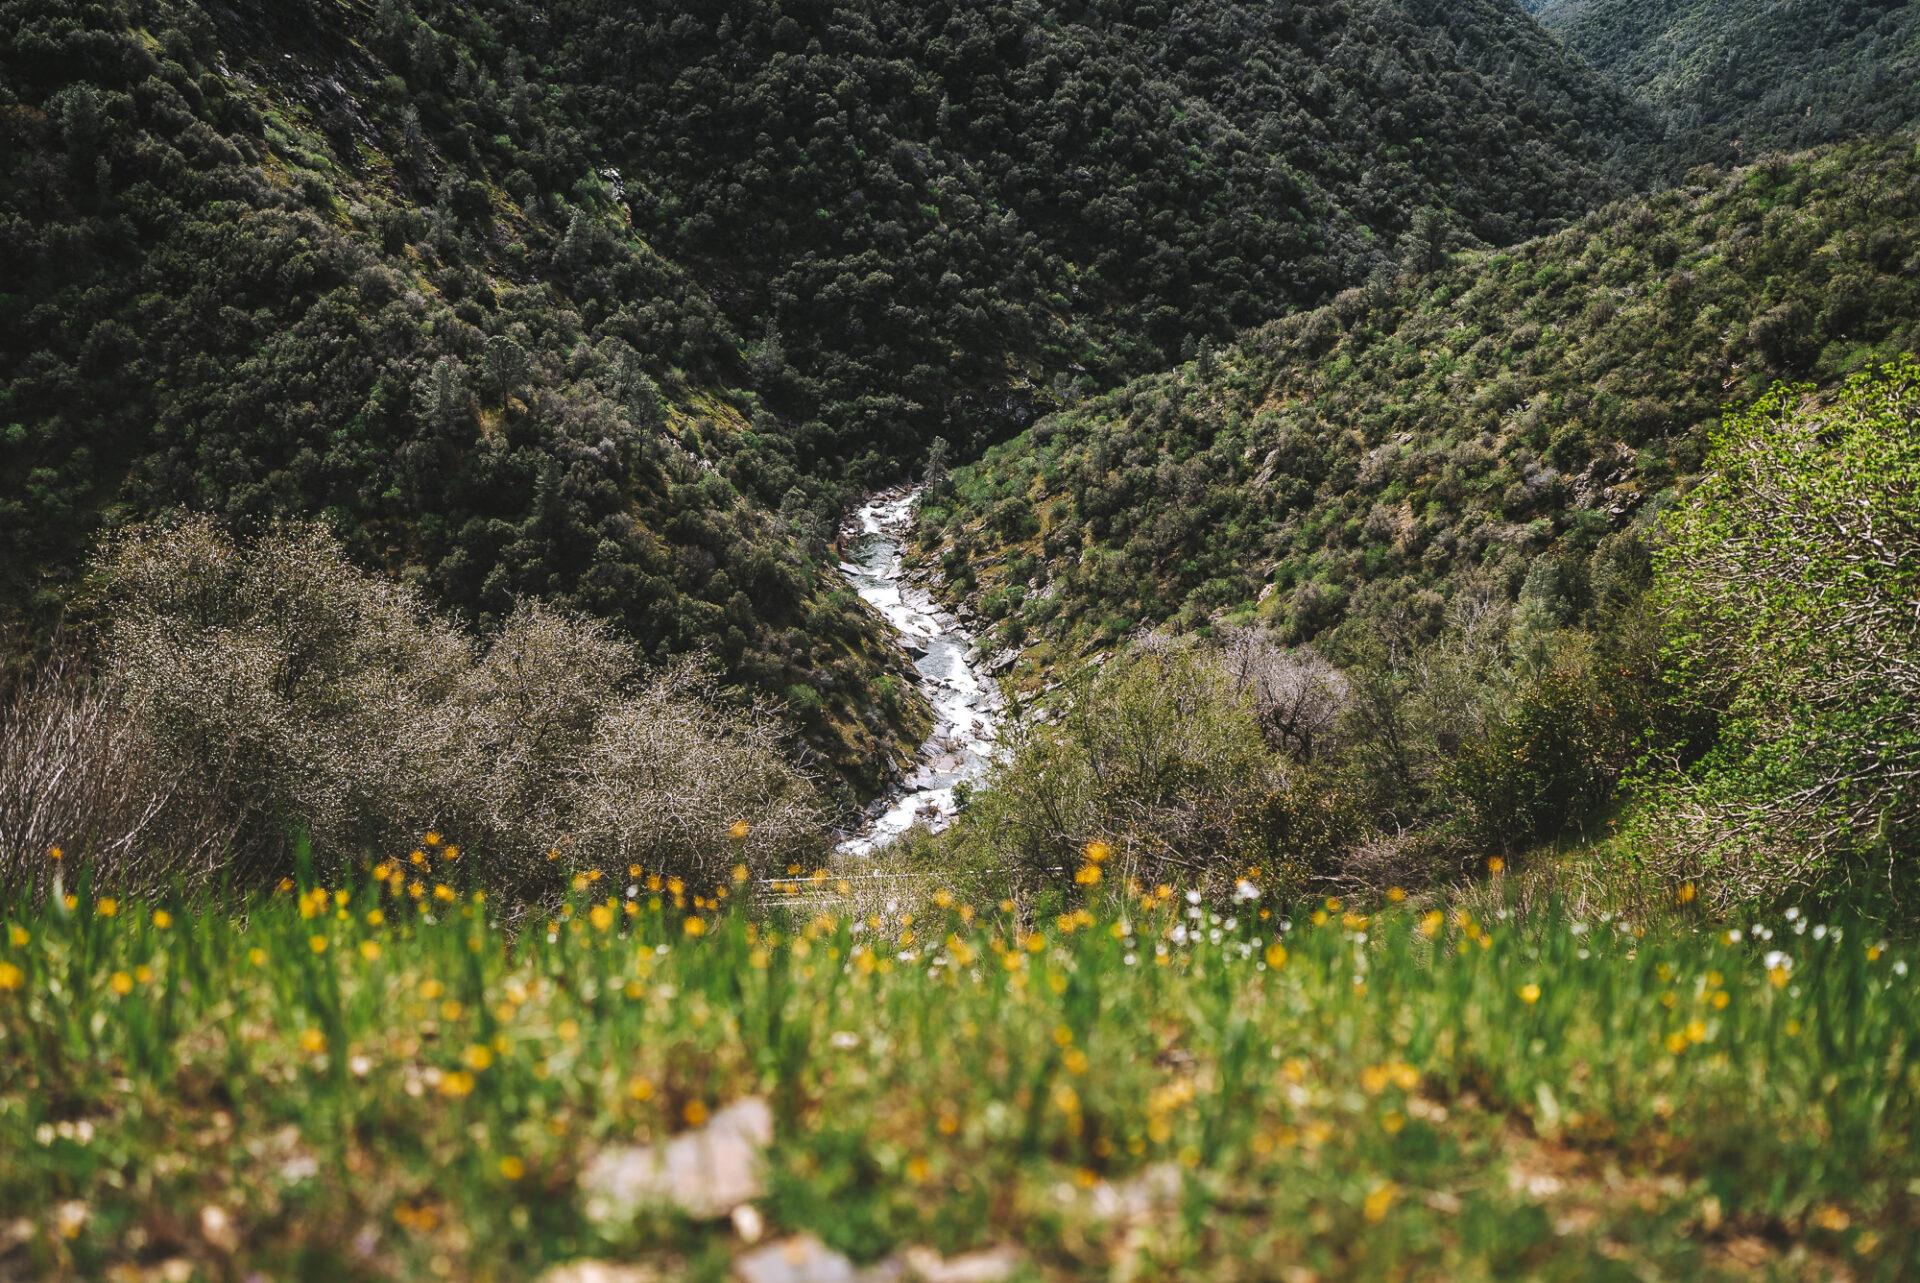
[901, 1245, 1022, 1282]
[539, 1263, 661, 1283]
[731, 1202, 766, 1244]
[581, 1097, 774, 1223]
[735, 1234, 859, 1283]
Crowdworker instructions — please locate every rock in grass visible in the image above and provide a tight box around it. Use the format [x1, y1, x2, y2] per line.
[734, 1234, 859, 1283]
[539, 1262, 662, 1283]
[581, 1097, 774, 1223]
[899, 1245, 1022, 1282]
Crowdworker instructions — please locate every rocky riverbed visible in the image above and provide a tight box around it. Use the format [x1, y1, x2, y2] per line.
[834, 487, 1002, 855]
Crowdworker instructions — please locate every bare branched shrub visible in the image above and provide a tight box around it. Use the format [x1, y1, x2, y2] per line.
[1311, 825, 1453, 898]
[572, 661, 828, 888]
[1219, 625, 1348, 760]
[95, 516, 472, 881]
[0, 652, 239, 904]
[80, 516, 826, 900]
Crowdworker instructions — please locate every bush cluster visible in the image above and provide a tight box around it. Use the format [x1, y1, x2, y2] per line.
[1, 517, 827, 907]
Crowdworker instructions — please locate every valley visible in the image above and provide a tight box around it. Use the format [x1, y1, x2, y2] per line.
[3, 0, 1920, 1277]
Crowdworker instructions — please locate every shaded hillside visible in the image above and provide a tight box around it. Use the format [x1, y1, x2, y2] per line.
[538, 0, 1655, 468]
[1539, 0, 1920, 170]
[920, 138, 1920, 672]
[0, 0, 928, 794]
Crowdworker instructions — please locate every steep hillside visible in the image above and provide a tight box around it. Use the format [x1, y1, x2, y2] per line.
[1539, 0, 1920, 170]
[0, 0, 927, 794]
[919, 138, 1920, 675]
[548, 0, 1656, 467]
[0, 0, 1668, 792]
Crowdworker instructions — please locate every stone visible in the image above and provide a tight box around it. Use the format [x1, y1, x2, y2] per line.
[734, 1235, 859, 1283]
[539, 1263, 661, 1283]
[1086, 1162, 1184, 1223]
[581, 1097, 774, 1223]
[900, 1245, 1022, 1282]
[731, 1203, 766, 1244]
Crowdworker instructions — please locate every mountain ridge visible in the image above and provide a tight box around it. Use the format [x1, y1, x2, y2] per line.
[916, 135, 1920, 683]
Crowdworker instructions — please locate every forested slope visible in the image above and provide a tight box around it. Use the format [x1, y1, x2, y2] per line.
[546, 0, 1655, 466]
[0, 0, 928, 794]
[0, 0, 1662, 793]
[922, 138, 1920, 670]
[1539, 0, 1920, 170]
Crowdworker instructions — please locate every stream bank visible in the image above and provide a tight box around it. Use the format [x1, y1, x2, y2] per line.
[833, 488, 1003, 855]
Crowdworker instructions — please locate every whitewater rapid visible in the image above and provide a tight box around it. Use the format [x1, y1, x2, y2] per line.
[834, 488, 1002, 855]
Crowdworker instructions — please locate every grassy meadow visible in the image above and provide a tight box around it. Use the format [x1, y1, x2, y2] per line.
[2, 844, 1916, 1281]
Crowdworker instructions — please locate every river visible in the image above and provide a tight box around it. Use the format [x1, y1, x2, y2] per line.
[834, 487, 1003, 855]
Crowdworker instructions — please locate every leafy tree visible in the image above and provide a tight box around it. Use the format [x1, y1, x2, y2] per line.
[1646, 360, 1920, 911]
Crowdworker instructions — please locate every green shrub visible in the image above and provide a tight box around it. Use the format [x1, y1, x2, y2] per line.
[947, 640, 1279, 896]
[1641, 361, 1920, 915]
[1443, 663, 1624, 856]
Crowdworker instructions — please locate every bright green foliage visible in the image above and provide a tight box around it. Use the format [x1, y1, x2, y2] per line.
[1648, 360, 1920, 910]
[1, 880, 1913, 1278]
